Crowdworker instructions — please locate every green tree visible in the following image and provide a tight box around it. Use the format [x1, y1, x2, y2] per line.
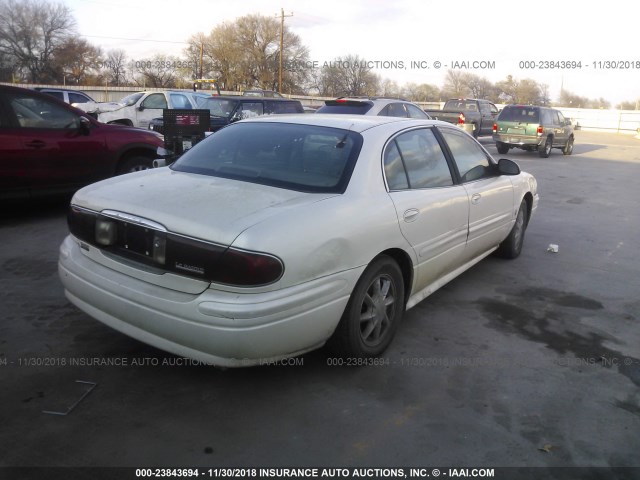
[50, 37, 102, 85]
[186, 14, 310, 93]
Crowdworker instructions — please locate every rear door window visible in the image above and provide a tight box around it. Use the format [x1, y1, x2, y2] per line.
[406, 104, 429, 118]
[268, 101, 303, 114]
[42, 91, 65, 101]
[381, 103, 408, 118]
[69, 92, 92, 104]
[237, 102, 264, 119]
[169, 94, 192, 109]
[141, 94, 168, 109]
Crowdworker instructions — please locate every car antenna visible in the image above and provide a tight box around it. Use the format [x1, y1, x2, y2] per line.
[335, 123, 355, 148]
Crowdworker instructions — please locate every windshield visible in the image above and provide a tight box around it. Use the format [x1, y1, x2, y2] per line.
[195, 97, 239, 118]
[119, 92, 144, 106]
[171, 122, 363, 193]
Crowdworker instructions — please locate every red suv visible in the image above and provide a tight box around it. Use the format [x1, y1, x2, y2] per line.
[1, 85, 165, 199]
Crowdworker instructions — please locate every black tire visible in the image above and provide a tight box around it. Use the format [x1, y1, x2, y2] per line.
[117, 155, 153, 174]
[562, 136, 574, 155]
[330, 255, 405, 358]
[538, 136, 552, 158]
[496, 199, 528, 259]
[496, 142, 510, 154]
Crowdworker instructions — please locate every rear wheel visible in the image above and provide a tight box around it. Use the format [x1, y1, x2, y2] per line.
[563, 136, 574, 155]
[117, 156, 153, 174]
[496, 142, 510, 154]
[496, 200, 528, 259]
[538, 136, 552, 158]
[330, 255, 405, 358]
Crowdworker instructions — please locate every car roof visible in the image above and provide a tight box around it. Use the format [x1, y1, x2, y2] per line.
[202, 95, 300, 102]
[239, 113, 445, 133]
[34, 87, 88, 93]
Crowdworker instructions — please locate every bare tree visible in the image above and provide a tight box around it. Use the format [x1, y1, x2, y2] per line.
[105, 49, 127, 86]
[133, 54, 180, 88]
[403, 82, 441, 102]
[461, 73, 495, 100]
[442, 70, 469, 98]
[0, 0, 75, 82]
[380, 79, 402, 98]
[314, 55, 379, 97]
[495, 75, 519, 103]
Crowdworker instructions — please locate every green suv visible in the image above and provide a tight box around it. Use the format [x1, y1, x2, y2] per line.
[493, 105, 574, 158]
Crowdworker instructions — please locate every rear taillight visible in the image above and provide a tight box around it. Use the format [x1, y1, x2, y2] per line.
[458, 113, 465, 124]
[68, 206, 283, 287]
[492, 123, 497, 134]
[537, 125, 543, 135]
[216, 248, 283, 286]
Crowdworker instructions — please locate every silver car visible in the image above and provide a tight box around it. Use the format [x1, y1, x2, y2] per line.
[316, 97, 432, 119]
[59, 115, 538, 367]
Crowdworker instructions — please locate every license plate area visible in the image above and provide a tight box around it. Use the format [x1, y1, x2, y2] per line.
[114, 221, 160, 263]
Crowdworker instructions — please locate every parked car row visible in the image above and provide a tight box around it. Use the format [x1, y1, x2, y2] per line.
[426, 98, 575, 157]
[148, 95, 304, 134]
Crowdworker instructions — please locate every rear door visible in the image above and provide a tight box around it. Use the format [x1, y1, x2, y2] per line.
[551, 110, 568, 146]
[438, 127, 514, 259]
[479, 102, 497, 135]
[383, 127, 469, 293]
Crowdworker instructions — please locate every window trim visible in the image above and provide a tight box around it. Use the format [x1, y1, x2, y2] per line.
[381, 126, 457, 192]
[435, 126, 498, 184]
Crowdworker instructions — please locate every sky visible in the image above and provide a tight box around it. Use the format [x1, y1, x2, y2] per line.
[65, 0, 639, 105]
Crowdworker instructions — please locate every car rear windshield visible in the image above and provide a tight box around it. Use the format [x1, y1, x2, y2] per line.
[171, 122, 363, 193]
[316, 101, 373, 115]
[444, 100, 479, 111]
[498, 106, 540, 123]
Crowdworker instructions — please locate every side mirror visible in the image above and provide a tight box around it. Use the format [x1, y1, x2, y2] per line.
[138, 105, 145, 111]
[497, 158, 520, 176]
[79, 116, 91, 135]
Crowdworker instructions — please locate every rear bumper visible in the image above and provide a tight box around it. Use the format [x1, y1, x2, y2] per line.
[493, 133, 542, 147]
[59, 235, 359, 367]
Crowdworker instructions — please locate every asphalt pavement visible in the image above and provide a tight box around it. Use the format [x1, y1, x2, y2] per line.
[1, 131, 639, 476]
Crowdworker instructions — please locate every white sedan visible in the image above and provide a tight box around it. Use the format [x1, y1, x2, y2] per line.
[58, 115, 538, 367]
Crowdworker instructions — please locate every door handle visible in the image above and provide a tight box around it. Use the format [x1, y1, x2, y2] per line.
[25, 140, 46, 149]
[471, 193, 481, 205]
[403, 209, 419, 222]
